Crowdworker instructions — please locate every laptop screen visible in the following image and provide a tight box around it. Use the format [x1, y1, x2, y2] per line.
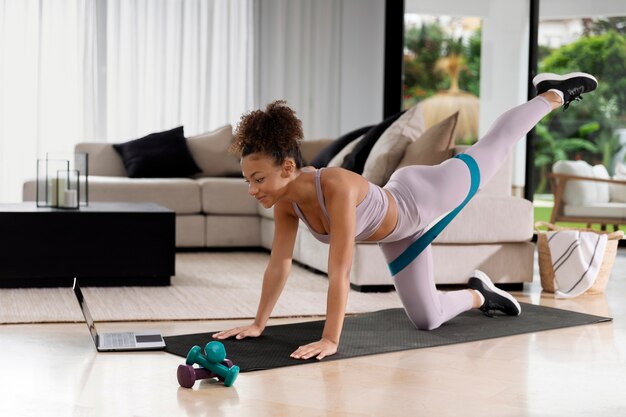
[72, 278, 98, 345]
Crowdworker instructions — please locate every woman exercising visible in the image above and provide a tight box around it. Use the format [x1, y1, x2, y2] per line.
[213, 72, 597, 360]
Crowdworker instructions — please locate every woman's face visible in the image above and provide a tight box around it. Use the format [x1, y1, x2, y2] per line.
[241, 153, 294, 208]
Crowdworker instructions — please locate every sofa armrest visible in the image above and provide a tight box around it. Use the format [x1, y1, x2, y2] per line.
[548, 172, 626, 187]
[75, 143, 127, 177]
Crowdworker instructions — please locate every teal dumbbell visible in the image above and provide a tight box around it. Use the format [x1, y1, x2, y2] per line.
[185, 342, 240, 387]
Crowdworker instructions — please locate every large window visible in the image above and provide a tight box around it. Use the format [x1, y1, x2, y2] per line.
[532, 8, 626, 229]
[403, 14, 481, 145]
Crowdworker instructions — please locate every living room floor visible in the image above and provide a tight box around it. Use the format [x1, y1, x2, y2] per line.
[2, 249, 625, 417]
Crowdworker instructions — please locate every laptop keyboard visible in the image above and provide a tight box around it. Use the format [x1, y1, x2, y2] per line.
[101, 332, 136, 348]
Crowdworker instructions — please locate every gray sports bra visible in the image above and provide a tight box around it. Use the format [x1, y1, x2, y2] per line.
[291, 168, 389, 243]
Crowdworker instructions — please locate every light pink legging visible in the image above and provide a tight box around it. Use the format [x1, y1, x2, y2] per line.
[378, 96, 552, 330]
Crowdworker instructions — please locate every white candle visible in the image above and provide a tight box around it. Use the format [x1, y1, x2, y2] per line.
[63, 189, 78, 208]
[48, 178, 67, 207]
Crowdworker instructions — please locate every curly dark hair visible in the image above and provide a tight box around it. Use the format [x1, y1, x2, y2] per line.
[231, 100, 304, 168]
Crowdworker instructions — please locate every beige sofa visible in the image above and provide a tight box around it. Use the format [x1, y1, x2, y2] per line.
[23, 139, 534, 290]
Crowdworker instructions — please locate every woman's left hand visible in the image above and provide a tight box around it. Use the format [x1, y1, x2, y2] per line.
[290, 338, 338, 360]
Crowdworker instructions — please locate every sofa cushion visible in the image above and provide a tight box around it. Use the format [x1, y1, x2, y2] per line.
[187, 125, 242, 178]
[198, 178, 258, 215]
[87, 176, 201, 214]
[113, 126, 201, 178]
[300, 139, 333, 166]
[328, 135, 364, 167]
[310, 126, 373, 168]
[74, 143, 126, 176]
[564, 202, 626, 219]
[552, 160, 610, 205]
[610, 162, 626, 203]
[362, 105, 425, 186]
[396, 111, 458, 169]
[341, 111, 406, 174]
[593, 164, 611, 201]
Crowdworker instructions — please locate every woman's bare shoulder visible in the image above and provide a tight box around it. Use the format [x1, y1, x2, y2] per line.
[322, 166, 366, 184]
[320, 167, 367, 202]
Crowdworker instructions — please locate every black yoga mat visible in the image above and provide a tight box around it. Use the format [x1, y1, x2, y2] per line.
[164, 303, 611, 372]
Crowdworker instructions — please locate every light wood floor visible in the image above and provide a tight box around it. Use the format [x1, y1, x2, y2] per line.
[1, 249, 625, 417]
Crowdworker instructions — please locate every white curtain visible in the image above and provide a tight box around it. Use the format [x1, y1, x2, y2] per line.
[257, 0, 342, 139]
[106, 0, 254, 142]
[0, 0, 254, 203]
[0, 0, 97, 203]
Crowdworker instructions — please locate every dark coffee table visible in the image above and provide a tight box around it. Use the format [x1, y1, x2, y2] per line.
[0, 202, 175, 287]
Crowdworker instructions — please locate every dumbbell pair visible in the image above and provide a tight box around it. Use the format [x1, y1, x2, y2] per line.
[179, 341, 240, 388]
[176, 360, 233, 388]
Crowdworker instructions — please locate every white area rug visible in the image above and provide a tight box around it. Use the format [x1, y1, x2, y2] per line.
[0, 252, 403, 324]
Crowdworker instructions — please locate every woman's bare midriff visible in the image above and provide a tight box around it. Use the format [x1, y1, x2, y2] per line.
[363, 189, 398, 242]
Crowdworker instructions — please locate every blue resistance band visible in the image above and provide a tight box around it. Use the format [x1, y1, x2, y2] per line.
[387, 153, 481, 276]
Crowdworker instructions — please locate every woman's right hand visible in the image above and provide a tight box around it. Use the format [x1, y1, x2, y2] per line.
[212, 324, 264, 340]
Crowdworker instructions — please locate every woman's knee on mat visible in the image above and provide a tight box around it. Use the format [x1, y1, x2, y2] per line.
[406, 310, 444, 331]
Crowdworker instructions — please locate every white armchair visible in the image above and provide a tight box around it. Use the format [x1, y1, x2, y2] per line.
[549, 160, 626, 231]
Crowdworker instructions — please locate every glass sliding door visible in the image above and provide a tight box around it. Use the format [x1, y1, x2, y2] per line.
[532, 1, 626, 229]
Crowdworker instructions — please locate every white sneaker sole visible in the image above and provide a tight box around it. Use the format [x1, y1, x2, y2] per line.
[532, 72, 597, 87]
[473, 270, 521, 315]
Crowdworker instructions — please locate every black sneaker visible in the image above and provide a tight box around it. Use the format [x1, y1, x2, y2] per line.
[468, 270, 521, 317]
[532, 72, 598, 110]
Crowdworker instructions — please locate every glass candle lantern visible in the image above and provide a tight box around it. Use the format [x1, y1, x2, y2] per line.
[36, 152, 89, 208]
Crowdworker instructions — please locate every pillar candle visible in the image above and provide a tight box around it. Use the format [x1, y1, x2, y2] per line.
[63, 189, 78, 208]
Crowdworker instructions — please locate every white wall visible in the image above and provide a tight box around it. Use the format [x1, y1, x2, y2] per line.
[256, 0, 385, 139]
[339, 0, 385, 134]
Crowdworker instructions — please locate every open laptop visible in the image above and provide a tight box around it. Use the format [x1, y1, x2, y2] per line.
[72, 278, 166, 351]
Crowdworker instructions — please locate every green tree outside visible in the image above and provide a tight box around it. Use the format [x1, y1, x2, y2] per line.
[403, 17, 626, 194]
[534, 30, 626, 193]
[403, 20, 480, 109]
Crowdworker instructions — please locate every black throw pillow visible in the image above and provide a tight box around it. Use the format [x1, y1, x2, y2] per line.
[310, 125, 374, 168]
[341, 110, 406, 174]
[113, 126, 201, 178]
